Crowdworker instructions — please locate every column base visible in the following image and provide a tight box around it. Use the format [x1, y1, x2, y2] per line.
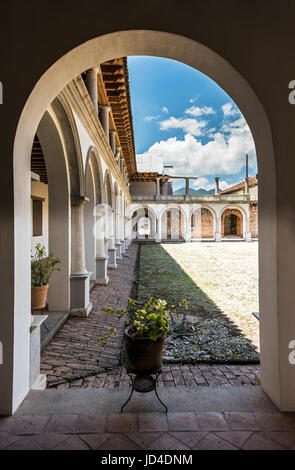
[108, 248, 117, 269]
[121, 240, 126, 254]
[31, 374, 47, 391]
[30, 315, 48, 390]
[70, 272, 92, 317]
[70, 302, 93, 318]
[215, 234, 221, 242]
[245, 232, 252, 242]
[95, 256, 109, 284]
[115, 243, 122, 260]
[95, 276, 109, 285]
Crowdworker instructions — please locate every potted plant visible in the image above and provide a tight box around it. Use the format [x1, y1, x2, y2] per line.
[31, 243, 61, 310]
[99, 297, 171, 372]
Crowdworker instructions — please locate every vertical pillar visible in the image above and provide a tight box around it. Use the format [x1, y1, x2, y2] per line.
[99, 105, 111, 143]
[95, 206, 109, 285]
[244, 208, 252, 241]
[85, 67, 99, 115]
[120, 157, 125, 176]
[155, 178, 161, 200]
[245, 177, 250, 194]
[109, 130, 117, 155]
[156, 216, 162, 242]
[215, 177, 220, 195]
[108, 209, 117, 268]
[185, 178, 190, 201]
[70, 196, 92, 317]
[215, 216, 221, 241]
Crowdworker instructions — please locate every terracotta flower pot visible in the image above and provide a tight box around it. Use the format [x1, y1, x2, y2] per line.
[124, 327, 165, 372]
[31, 284, 49, 310]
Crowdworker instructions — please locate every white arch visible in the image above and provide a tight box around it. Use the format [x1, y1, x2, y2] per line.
[9, 30, 276, 414]
[220, 205, 247, 239]
[159, 204, 188, 233]
[85, 146, 104, 205]
[190, 204, 216, 239]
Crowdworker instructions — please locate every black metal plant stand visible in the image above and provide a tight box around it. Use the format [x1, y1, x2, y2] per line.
[121, 365, 168, 413]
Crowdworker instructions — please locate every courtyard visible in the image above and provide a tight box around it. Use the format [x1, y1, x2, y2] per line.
[41, 241, 259, 390]
[138, 241, 259, 363]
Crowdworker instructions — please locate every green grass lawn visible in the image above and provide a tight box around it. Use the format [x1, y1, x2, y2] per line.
[137, 242, 259, 363]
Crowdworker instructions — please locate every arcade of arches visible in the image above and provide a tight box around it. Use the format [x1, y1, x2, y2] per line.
[1, 17, 295, 421]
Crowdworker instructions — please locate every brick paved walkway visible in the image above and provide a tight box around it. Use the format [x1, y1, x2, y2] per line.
[41, 244, 139, 389]
[1, 410, 295, 449]
[41, 243, 260, 390]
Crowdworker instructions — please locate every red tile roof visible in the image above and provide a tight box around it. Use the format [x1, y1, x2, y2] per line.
[220, 175, 258, 194]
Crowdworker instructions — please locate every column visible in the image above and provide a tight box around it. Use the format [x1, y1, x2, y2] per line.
[120, 157, 125, 176]
[95, 206, 109, 285]
[155, 178, 161, 200]
[183, 205, 191, 242]
[109, 130, 117, 155]
[108, 209, 117, 268]
[85, 67, 99, 115]
[70, 196, 92, 317]
[215, 216, 221, 241]
[156, 216, 162, 242]
[185, 178, 190, 201]
[99, 105, 111, 143]
[245, 177, 250, 194]
[121, 213, 126, 255]
[215, 177, 220, 195]
[244, 209, 252, 241]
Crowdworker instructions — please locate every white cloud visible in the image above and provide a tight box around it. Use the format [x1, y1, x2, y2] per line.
[140, 112, 256, 177]
[159, 116, 208, 136]
[144, 115, 160, 122]
[222, 102, 238, 117]
[185, 105, 215, 117]
[192, 177, 238, 191]
[162, 106, 169, 113]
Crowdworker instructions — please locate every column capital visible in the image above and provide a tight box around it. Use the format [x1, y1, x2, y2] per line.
[71, 195, 89, 206]
[99, 104, 112, 112]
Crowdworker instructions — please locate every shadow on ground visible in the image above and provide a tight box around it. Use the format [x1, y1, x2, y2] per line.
[137, 243, 259, 363]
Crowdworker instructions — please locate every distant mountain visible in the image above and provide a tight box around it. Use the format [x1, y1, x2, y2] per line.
[173, 187, 215, 195]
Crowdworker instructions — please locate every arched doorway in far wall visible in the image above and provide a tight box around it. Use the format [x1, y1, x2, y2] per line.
[161, 207, 185, 241]
[221, 208, 243, 239]
[191, 207, 214, 239]
[132, 207, 156, 240]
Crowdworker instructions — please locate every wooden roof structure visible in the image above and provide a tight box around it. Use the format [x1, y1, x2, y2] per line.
[31, 135, 47, 184]
[131, 172, 171, 182]
[98, 58, 136, 176]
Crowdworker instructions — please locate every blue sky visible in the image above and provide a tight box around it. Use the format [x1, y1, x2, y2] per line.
[128, 56, 257, 191]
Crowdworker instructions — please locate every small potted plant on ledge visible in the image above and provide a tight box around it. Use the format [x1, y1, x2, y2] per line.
[31, 243, 61, 310]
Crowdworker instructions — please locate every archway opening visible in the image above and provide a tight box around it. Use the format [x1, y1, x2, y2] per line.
[222, 208, 243, 239]
[5, 30, 278, 417]
[191, 207, 214, 239]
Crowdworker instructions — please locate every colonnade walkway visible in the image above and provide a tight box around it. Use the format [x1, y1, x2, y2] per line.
[40, 242, 259, 390]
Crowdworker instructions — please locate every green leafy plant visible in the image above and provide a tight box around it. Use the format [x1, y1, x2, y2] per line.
[98, 297, 191, 344]
[128, 297, 171, 341]
[31, 243, 61, 287]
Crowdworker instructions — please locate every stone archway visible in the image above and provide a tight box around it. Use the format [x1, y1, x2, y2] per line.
[191, 207, 215, 239]
[161, 207, 185, 241]
[132, 206, 156, 240]
[6, 30, 279, 415]
[222, 208, 243, 239]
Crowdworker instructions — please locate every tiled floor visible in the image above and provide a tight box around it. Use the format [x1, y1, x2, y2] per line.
[1, 411, 295, 450]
